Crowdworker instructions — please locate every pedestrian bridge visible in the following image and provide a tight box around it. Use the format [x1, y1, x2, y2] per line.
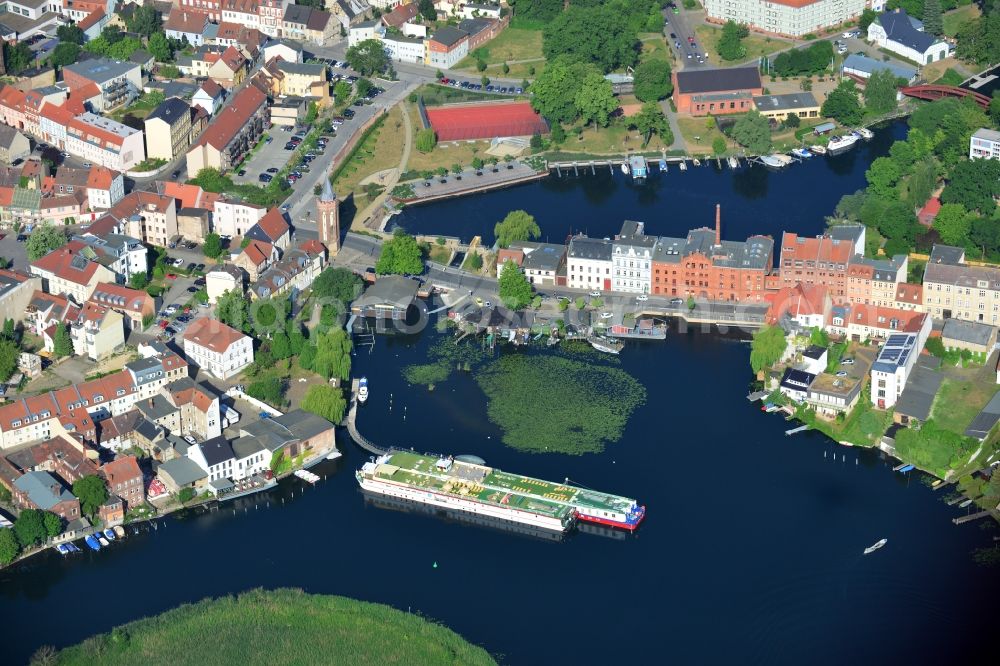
[899, 85, 989, 109]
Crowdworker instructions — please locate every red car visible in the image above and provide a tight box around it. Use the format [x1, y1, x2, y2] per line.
[166, 273, 178, 280]
[158, 319, 169, 328]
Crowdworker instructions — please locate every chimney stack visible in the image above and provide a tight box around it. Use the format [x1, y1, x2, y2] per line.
[715, 203, 721, 246]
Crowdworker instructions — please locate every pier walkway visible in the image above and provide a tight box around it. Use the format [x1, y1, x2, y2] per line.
[346, 378, 388, 456]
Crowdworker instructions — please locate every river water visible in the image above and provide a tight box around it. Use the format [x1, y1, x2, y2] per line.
[4, 121, 999, 665]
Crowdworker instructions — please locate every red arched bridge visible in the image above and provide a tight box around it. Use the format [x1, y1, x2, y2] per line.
[899, 85, 990, 109]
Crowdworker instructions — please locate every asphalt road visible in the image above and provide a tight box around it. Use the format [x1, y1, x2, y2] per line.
[665, 7, 708, 68]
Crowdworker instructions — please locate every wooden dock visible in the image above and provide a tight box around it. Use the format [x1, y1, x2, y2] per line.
[346, 378, 388, 456]
[785, 425, 810, 436]
[953, 510, 993, 525]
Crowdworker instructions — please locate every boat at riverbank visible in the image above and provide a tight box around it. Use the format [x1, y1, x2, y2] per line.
[856, 128, 874, 140]
[809, 144, 828, 155]
[358, 377, 369, 404]
[588, 336, 623, 354]
[356, 452, 645, 533]
[792, 148, 812, 159]
[827, 134, 859, 155]
[761, 154, 792, 169]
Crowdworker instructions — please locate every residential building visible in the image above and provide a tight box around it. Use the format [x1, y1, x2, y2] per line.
[567, 236, 613, 292]
[777, 227, 863, 302]
[101, 454, 144, 509]
[282, 3, 336, 45]
[165, 8, 211, 45]
[871, 330, 930, 409]
[71, 301, 126, 361]
[351, 276, 419, 319]
[244, 207, 291, 251]
[62, 58, 142, 113]
[828, 304, 930, 343]
[209, 46, 250, 89]
[941, 319, 998, 355]
[330, 0, 373, 29]
[922, 245, 1000, 324]
[672, 66, 763, 116]
[72, 232, 148, 282]
[89, 283, 156, 331]
[157, 455, 208, 493]
[144, 97, 193, 161]
[24, 291, 79, 341]
[800, 345, 828, 375]
[84, 166, 125, 210]
[779, 368, 817, 403]
[178, 207, 211, 241]
[867, 9, 948, 65]
[381, 1, 418, 28]
[0, 125, 30, 163]
[806, 371, 864, 416]
[752, 92, 820, 122]
[30, 243, 116, 304]
[274, 60, 328, 98]
[458, 16, 506, 50]
[612, 220, 656, 294]
[235, 239, 275, 281]
[262, 38, 303, 64]
[250, 241, 325, 300]
[162, 181, 222, 213]
[764, 283, 831, 329]
[186, 83, 268, 174]
[161, 377, 223, 440]
[704, 0, 865, 38]
[65, 112, 146, 172]
[845, 255, 907, 307]
[425, 26, 470, 69]
[213, 197, 266, 237]
[894, 282, 923, 312]
[0, 269, 42, 326]
[2, 435, 99, 484]
[206, 265, 247, 304]
[193, 79, 226, 115]
[384, 33, 426, 63]
[458, 2, 500, 19]
[349, 19, 380, 46]
[11, 470, 80, 520]
[841, 53, 917, 83]
[109, 192, 179, 248]
[187, 436, 237, 482]
[970, 128, 1000, 161]
[516, 243, 565, 287]
[182, 317, 254, 379]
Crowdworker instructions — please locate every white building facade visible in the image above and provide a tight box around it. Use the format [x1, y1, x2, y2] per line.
[970, 128, 1000, 161]
[704, 0, 865, 38]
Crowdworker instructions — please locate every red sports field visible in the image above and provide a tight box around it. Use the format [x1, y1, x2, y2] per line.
[425, 101, 549, 141]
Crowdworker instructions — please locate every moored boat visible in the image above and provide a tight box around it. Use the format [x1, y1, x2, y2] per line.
[827, 134, 859, 154]
[588, 336, 623, 354]
[659, 159, 667, 171]
[103, 528, 115, 541]
[809, 144, 828, 155]
[864, 538, 887, 554]
[98, 536, 109, 547]
[792, 148, 812, 158]
[692, 158, 701, 166]
[728, 156, 739, 168]
[760, 154, 791, 169]
[357, 452, 645, 533]
[84, 535, 101, 551]
[857, 127, 873, 140]
[678, 160, 687, 171]
[358, 376, 369, 404]
[56, 544, 70, 555]
[65, 543, 81, 553]
[620, 162, 629, 175]
[113, 525, 126, 539]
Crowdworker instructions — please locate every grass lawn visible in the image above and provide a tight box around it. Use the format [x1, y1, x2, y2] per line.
[943, 5, 981, 38]
[456, 27, 543, 69]
[56, 589, 496, 666]
[404, 101, 494, 172]
[677, 116, 727, 155]
[930, 377, 1000, 435]
[695, 25, 787, 67]
[555, 117, 673, 155]
[640, 36, 670, 63]
[428, 243, 452, 264]
[933, 67, 967, 86]
[332, 104, 405, 199]
[796, 388, 893, 447]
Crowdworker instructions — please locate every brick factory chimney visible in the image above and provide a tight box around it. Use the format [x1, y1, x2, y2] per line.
[715, 203, 721, 246]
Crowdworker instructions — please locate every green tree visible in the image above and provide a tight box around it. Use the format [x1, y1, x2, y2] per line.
[0, 338, 18, 382]
[2, 42, 34, 75]
[932, 203, 972, 246]
[415, 128, 437, 153]
[717, 20, 747, 61]
[216, 289, 251, 332]
[922, 0, 943, 35]
[809, 327, 830, 347]
[550, 123, 566, 144]
[247, 376, 285, 405]
[542, 6, 638, 73]
[13, 509, 47, 548]
[270, 329, 291, 360]
[750, 325, 787, 374]
[731, 110, 771, 155]
[52, 324, 73, 358]
[906, 158, 937, 209]
[859, 8, 878, 32]
[334, 80, 352, 105]
[312, 267, 362, 303]
[148, 31, 173, 62]
[864, 69, 901, 115]
[298, 344, 317, 371]
[43, 511, 62, 537]
[628, 102, 672, 146]
[574, 71, 618, 127]
[57, 23, 85, 45]
[865, 156, 902, 198]
[878, 201, 920, 246]
[529, 57, 596, 124]
[633, 59, 672, 102]
[375, 230, 424, 275]
[942, 158, 1000, 214]
[301, 384, 348, 424]
[498, 260, 533, 310]
[991, 92, 1000, 128]
[73, 475, 109, 517]
[202, 233, 223, 259]
[530, 132, 543, 149]
[419, 0, 437, 21]
[49, 42, 81, 68]
[25, 226, 67, 261]
[0, 527, 19, 565]
[126, 5, 161, 36]
[712, 136, 727, 155]
[494, 210, 541, 248]
[312, 328, 352, 381]
[821, 80, 863, 126]
[345, 39, 389, 76]
[355, 77, 373, 98]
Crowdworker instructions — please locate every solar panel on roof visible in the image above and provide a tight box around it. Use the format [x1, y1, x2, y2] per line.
[886, 334, 909, 346]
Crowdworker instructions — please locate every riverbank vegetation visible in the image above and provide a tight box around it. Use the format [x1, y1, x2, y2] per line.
[750, 325, 787, 375]
[50, 588, 496, 666]
[476, 355, 646, 454]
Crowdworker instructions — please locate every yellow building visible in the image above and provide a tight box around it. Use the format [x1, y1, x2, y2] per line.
[752, 92, 821, 123]
[144, 97, 192, 161]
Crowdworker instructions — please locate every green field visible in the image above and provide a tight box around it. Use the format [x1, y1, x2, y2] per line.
[943, 5, 981, 38]
[694, 25, 787, 67]
[455, 27, 544, 71]
[54, 588, 496, 666]
[931, 377, 1000, 435]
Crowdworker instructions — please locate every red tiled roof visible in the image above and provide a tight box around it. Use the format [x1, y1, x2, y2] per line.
[255, 207, 289, 241]
[199, 78, 224, 98]
[298, 239, 326, 256]
[101, 454, 142, 487]
[165, 8, 209, 34]
[241, 239, 272, 267]
[78, 9, 105, 30]
[382, 2, 418, 28]
[182, 317, 248, 353]
[780, 231, 854, 264]
[837, 304, 927, 333]
[895, 282, 923, 305]
[109, 191, 173, 219]
[90, 282, 154, 314]
[765, 283, 829, 323]
[86, 166, 117, 190]
[86, 214, 120, 237]
[193, 84, 267, 150]
[30, 240, 103, 286]
[218, 46, 247, 73]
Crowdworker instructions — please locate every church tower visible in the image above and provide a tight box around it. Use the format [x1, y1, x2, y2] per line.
[317, 174, 340, 255]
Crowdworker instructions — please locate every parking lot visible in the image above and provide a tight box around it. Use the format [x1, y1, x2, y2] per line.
[231, 132, 292, 185]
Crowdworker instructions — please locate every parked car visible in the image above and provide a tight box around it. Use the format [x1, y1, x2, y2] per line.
[237, 169, 246, 176]
[589, 291, 601, 297]
[836, 371, 848, 377]
[183, 435, 197, 445]
[841, 358, 855, 365]
[165, 273, 178, 280]
[669, 298, 684, 305]
[186, 286, 198, 293]
[600, 312, 613, 319]
[636, 295, 649, 302]
[266, 167, 279, 173]
[259, 173, 273, 182]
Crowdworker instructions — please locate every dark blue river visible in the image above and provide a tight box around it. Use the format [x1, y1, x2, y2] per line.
[395, 121, 907, 244]
[3, 120, 998, 664]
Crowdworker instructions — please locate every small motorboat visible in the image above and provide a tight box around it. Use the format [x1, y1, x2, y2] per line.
[66, 543, 81, 553]
[809, 144, 828, 155]
[56, 544, 70, 555]
[864, 538, 887, 555]
[84, 535, 101, 551]
[760, 154, 791, 169]
[588, 336, 624, 355]
[728, 156, 739, 169]
[857, 127, 874, 140]
[658, 159, 667, 171]
[358, 377, 369, 404]
[792, 148, 812, 159]
[827, 134, 859, 154]
[692, 158, 701, 167]
[678, 160, 687, 171]
[620, 162, 629, 175]
[98, 536, 109, 547]
[113, 525, 126, 539]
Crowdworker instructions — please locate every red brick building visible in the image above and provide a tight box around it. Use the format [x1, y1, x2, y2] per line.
[101, 455, 145, 509]
[672, 66, 763, 116]
[651, 206, 775, 301]
[777, 226, 865, 302]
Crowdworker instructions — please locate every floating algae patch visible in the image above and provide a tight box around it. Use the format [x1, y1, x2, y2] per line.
[475, 355, 646, 455]
[403, 336, 492, 388]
